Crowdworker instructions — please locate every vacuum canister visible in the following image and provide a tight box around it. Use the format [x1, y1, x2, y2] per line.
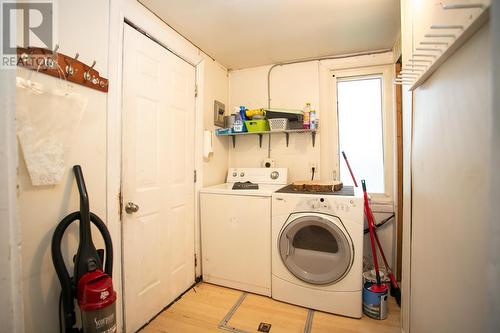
[78, 270, 117, 333]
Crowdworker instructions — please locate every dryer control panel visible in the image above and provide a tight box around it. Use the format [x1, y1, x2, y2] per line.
[296, 197, 357, 212]
[271, 192, 363, 225]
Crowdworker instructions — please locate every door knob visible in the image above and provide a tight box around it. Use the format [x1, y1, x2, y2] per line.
[125, 202, 139, 214]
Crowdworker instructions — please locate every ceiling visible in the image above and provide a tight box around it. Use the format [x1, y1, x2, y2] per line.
[138, 0, 401, 70]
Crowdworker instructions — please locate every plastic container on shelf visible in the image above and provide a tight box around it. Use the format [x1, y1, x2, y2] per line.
[268, 118, 289, 131]
[239, 106, 248, 132]
[233, 112, 245, 133]
[265, 108, 304, 129]
[245, 108, 265, 119]
[303, 103, 311, 129]
[245, 119, 270, 132]
[310, 110, 316, 130]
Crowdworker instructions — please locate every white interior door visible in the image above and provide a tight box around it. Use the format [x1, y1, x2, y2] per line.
[122, 24, 196, 333]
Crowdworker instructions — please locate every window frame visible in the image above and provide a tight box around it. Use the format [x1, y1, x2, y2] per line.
[331, 65, 395, 206]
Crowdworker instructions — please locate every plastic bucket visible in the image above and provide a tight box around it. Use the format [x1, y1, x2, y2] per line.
[362, 282, 388, 320]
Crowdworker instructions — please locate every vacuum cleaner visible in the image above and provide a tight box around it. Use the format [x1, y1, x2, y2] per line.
[52, 165, 117, 333]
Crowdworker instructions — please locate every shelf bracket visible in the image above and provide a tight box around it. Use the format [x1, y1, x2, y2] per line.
[258, 134, 263, 148]
[285, 133, 290, 147]
[311, 132, 316, 147]
[231, 136, 236, 148]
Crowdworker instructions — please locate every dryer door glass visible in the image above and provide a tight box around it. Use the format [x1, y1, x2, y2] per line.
[279, 215, 352, 285]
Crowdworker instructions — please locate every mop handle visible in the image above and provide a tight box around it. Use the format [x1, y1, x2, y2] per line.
[342, 151, 358, 187]
[363, 180, 381, 285]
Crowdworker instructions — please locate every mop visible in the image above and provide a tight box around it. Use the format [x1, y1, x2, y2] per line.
[342, 151, 401, 305]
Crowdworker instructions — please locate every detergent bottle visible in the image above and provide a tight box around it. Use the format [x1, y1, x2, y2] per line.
[303, 103, 311, 129]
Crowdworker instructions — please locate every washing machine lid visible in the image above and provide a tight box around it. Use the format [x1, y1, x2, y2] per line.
[278, 214, 353, 285]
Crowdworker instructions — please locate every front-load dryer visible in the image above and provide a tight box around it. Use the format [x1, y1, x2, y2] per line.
[271, 187, 364, 318]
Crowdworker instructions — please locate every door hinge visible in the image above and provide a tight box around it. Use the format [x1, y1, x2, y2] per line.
[118, 189, 123, 221]
[194, 84, 198, 97]
[194, 170, 197, 183]
[194, 253, 198, 267]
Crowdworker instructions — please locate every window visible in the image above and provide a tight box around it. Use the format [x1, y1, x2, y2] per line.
[337, 76, 385, 193]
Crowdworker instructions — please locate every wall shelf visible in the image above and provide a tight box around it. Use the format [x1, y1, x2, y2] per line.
[216, 129, 318, 148]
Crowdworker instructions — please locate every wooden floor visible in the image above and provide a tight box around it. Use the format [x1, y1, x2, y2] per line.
[140, 283, 400, 333]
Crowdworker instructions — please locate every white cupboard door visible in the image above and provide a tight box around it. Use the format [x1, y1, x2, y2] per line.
[122, 24, 196, 333]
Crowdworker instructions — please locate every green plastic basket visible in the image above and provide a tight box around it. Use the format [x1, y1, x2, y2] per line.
[245, 120, 270, 132]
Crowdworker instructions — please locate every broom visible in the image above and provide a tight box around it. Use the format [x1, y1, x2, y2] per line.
[342, 152, 401, 305]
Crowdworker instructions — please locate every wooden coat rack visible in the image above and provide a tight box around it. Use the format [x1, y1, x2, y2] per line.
[16, 46, 109, 93]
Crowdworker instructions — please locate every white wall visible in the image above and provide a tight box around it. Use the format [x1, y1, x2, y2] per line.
[0, 65, 24, 333]
[195, 56, 229, 279]
[410, 23, 491, 333]
[228, 52, 398, 270]
[489, 3, 500, 331]
[16, 1, 109, 332]
[228, 62, 321, 181]
[228, 52, 395, 181]
[201, 59, 229, 187]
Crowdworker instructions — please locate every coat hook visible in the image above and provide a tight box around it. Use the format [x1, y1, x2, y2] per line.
[424, 33, 456, 38]
[440, 2, 485, 10]
[394, 80, 415, 84]
[413, 53, 438, 58]
[431, 24, 464, 29]
[65, 53, 80, 76]
[44, 44, 59, 69]
[84, 60, 97, 81]
[397, 75, 418, 80]
[415, 47, 443, 53]
[404, 63, 427, 68]
[408, 59, 433, 63]
[420, 41, 449, 46]
[402, 68, 424, 72]
[398, 75, 419, 80]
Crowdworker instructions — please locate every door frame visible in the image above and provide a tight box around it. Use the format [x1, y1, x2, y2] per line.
[107, 9, 205, 331]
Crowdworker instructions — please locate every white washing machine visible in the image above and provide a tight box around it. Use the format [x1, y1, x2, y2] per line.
[200, 168, 288, 296]
[271, 185, 364, 318]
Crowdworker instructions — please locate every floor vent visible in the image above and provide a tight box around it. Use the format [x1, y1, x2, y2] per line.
[257, 322, 272, 332]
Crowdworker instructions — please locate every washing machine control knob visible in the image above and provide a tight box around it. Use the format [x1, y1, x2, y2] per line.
[310, 200, 321, 209]
[240, 172, 245, 177]
[232, 172, 237, 177]
[270, 171, 279, 180]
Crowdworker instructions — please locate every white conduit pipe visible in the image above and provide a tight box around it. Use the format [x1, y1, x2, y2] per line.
[265, 48, 392, 157]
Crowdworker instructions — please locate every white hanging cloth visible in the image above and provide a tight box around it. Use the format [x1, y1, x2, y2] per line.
[16, 72, 88, 186]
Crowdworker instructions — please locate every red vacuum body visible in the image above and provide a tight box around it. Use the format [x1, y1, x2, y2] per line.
[52, 166, 117, 333]
[78, 270, 117, 332]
